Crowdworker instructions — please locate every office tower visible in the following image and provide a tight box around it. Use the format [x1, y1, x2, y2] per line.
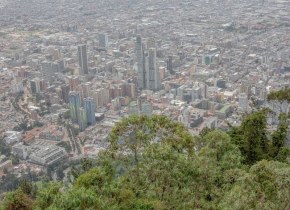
[147, 37, 156, 49]
[57, 60, 65, 72]
[126, 83, 136, 98]
[69, 91, 81, 123]
[192, 87, 201, 101]
[240, 83, 251, 98]
[147, 48, 161, 91]
[167, 56, 173, 74]
[84, 98, 96, 125]
[68, 76, 79, 91]
[39, 79, 47, 92]
[216, 79, 226, 89]
[136, 35, 146, 89]
[78, 44, 88, 75]
[61, 84, 70, 103]
[99, 33, 109, 48]
[177, 86, 185, 100]
[79, 108, 87, 131]
[81, 83, 91, 99]
[41, 61, 57, 82]
[255, 86, 267, 100]
[35, 78, 42, 93]
[182, 107, 190, 128]
[239, 93, 248, 112]
[111, 98, 121, 111]
[201, 83, 208, 99]
[30, 80, 37, 95]
[159, 66, 165, 81]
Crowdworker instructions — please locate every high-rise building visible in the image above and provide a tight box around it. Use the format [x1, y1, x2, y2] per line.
[41, 61, 58, 82]
[79, 108, 87, 131]
[78, 44, 88, 75]
[147, 48, 161, 91]
[136, 35, 161, 91]
[69, 91, 81, 123]
[68, 76, 79, 91]
[167, 56, 174, 74]
[61, 84, 70, 103]
[30, 80, 37, 95]
[147, 37, 156, 49]
[136, 35, 146, 89]
[238, 93, 248, 112]
[99, 33, 109, 48]
[240, 83, 251, 98]
[84, 98, 96, 125]
[159, 66, 166, 81]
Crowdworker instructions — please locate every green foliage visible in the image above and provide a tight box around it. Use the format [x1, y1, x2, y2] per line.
[271, 113, 290, 161]
[219, 160, 290, 210]
[48, 187, 102, 210]
[1, 114, 290, 210]
[228, 110, 289, 165]
[35, 182, 61, 209]
[1, 189, 34, 210]
[267, 87, 290, 102]
[10, 155, 19, 165]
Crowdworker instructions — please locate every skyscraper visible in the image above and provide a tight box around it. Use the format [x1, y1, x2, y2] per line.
[69, 91, 81, 123]
[68, 76, 79, 91]
[61, 84, 70, 103]
[41, 61, 58, 82]
[147, 37, 156, 49]
[99, 33, 109, 48]
[136, 35, 160, 91]
[136, 35, 146, 89]
[147, 48, 161, 91]
[84, 97, 96, 125]
[79, 107, 87, 131]
[78, 44, 88, 75]
[167, 56, 174, 74]
[238, 93, 248, 112]
[30, 80, 37, 95]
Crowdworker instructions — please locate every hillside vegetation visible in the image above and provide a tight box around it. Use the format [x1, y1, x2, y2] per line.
[1, 110, 290, 210]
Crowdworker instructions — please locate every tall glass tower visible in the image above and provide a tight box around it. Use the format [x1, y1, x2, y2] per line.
[136, 35, 146, 89]
[78, 44, 88, 75]
[69, 91, 81, 123]
[84, 97, 96, 125]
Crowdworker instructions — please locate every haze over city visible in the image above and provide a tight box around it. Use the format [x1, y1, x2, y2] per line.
[0, 0, 290, 209]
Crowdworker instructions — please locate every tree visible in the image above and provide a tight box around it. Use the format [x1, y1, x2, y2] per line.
[219, 160, 290, 210]
[35, 182, 61, 209]
[1, 189, 34, 210]
[267, 87, 290, 103]
[11, 155, 20, 165]
[48, 187, 103, 210]
[19, 179, 33, 196]
[229, 108, 289, 165]
[228, 110, 270, 165]
[2, 114, 290, 210]
[271, 113, 290, 161]
[109, 115, 194, 180]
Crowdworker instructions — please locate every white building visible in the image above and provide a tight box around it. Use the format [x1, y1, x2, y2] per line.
[4, 131, 22, 145]
[238, 93, 248, 112]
